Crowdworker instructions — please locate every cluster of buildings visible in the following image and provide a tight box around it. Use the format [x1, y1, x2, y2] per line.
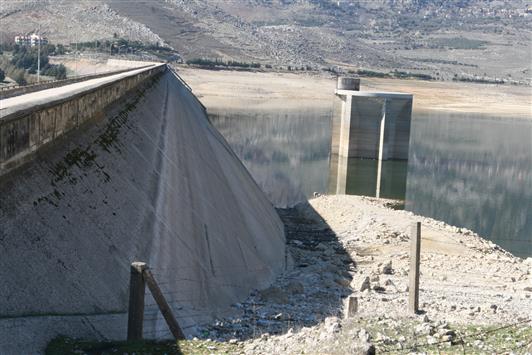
[14, 34, 48, 47]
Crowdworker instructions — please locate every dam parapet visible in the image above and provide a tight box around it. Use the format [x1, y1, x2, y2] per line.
[0, 63, 166, 177]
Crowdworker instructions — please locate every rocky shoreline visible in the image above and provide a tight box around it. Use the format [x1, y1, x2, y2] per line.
[192, 195, 532, 354]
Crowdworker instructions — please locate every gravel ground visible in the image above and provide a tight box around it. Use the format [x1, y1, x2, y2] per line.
[191, 195, 532, 354]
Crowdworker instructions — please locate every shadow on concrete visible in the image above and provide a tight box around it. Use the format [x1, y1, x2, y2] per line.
[198, 201, 356, 341]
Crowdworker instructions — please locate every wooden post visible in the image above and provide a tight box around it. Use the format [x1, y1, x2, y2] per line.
[127, 262, 147, 340]
[409, 222, 421, 314]
[143, 268, 186, 340]
[344, 296, 358, 319]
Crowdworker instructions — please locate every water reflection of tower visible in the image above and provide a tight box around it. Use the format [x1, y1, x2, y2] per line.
[328, 77, 413, 200]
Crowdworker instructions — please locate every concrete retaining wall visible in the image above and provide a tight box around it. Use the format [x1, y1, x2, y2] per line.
[0, 64, 166, 176]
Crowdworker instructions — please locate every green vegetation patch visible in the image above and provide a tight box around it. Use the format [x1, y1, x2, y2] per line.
[430, 37, 488, 50]
[46, 337, 242, 355]
[11, 45, 67, 81]
[186, 58, 261, 69]
[70, 38, 179, 62]
[349, 69, 435, 81]
[46, 336, 179, 355]
[351, 318, 532, 354]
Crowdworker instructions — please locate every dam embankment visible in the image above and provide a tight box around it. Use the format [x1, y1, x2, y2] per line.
[0, 67, 286, 353]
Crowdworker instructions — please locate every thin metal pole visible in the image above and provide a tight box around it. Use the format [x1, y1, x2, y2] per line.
[37, 27, 41, 83]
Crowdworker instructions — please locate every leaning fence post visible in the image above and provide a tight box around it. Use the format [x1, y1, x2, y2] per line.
[409, 222, 421, 314]
[143, 267, 186, 340]
[128, 262, 147, 340]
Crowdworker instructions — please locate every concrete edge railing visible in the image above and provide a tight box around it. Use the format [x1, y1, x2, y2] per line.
[167, 65, 207, 113]
[0, 63, 167, 177]
[0, 65, 155, 100]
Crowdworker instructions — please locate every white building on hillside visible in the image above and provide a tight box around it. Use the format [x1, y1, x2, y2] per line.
[15, 34, 48, 47]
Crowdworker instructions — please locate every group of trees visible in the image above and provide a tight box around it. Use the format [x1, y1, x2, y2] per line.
[186, 58, 261, 69]
[10, 45, 67, 82]
[348, 69, 435, 81]
[70, 37, 175, 60]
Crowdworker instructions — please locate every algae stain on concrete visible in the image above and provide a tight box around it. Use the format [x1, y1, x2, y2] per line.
[33, 76, 162, 207]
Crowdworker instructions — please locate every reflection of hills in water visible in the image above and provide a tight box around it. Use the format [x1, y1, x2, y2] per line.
[209, 105, 332, 208]
[210, 105, 531, 257]
[406, 112, 532, 257]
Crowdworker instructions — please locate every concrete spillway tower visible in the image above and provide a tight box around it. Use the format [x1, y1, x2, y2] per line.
[329, 77, 413, 199]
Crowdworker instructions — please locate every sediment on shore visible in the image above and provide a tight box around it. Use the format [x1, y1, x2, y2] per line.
[192, 195, 532, 354]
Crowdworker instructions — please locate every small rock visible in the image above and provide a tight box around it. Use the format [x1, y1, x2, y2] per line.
[372, 285, 386, 293]
[259, 286, 288, 304]
[415, 323, 433, 335]
[384, 279, 395, 287]
[358, 328, 370, 341]
[426, 336, 438, 345]
[335, 277, 351, 287]
[286, 281, 304, 294]
[324, 316, 341, 334]
[441, 335, 453, 342]
[228, 339, 238, 344]
[360, 277, 371, 292]
[382, 261, 393, 275]
[365, 344, 376, 355]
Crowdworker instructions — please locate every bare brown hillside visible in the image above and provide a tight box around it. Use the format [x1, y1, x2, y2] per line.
[1, 0, 531, 84]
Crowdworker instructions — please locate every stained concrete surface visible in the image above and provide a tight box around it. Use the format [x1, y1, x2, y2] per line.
[0, 71, 285, 353]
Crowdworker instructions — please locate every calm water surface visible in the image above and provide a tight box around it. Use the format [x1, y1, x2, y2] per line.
[209, 106, 532, 257]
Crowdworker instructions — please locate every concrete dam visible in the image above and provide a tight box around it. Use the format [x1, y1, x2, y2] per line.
[0, 64, 286, 353]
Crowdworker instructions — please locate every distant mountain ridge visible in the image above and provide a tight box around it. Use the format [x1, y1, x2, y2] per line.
[1, 0, 530, 83]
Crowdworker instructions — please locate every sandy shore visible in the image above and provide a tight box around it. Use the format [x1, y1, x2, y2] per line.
[177, 67, 531, 118]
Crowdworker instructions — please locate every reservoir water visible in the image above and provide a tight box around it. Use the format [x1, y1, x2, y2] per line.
[209, 107, 532, 257]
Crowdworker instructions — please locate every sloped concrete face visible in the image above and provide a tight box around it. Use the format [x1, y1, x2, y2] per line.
[0, 72, 285, 352]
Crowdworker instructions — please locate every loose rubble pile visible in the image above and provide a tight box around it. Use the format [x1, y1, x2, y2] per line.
[191, 195, 532, 354]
